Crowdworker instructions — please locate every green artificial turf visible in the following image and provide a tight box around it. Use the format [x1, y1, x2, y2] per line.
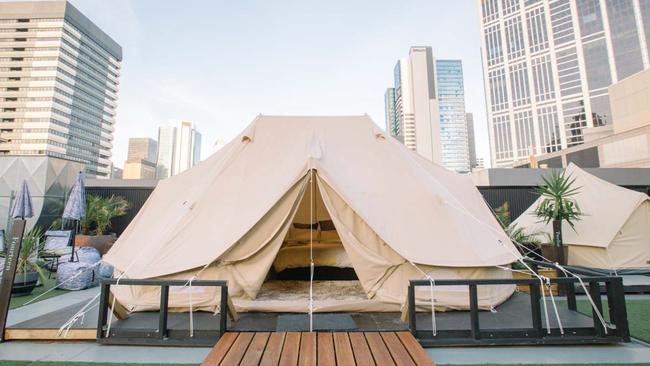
[571, 298, 650, 343]
[9, 276, 68, 309]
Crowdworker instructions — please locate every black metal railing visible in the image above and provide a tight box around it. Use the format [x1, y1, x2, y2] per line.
[97, 278, 228, 346]
[408, 275, 630, 346]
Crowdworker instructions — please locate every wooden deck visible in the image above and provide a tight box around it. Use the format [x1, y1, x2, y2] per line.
[201, 331, 435, 366]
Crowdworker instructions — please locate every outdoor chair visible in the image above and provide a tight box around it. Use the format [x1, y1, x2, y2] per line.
[40, 230, 75, 278]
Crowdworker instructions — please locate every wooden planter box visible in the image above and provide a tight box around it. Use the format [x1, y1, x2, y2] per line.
[75, 233, 117, 255]
[513, 268, 559, 295]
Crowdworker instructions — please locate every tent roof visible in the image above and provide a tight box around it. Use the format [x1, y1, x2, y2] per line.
[105, 115, 517, 278]
[512, 163, 650, 248]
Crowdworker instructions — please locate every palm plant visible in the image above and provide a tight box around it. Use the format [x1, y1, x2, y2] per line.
[495, 202, 542, 262]
[534, 169, 583, 264]
[80, 195, 129, 235]
[16, 226, 46, 281]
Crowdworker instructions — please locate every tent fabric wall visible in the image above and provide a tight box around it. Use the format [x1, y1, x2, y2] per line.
[512, 163, 650, 270]
[105, 116, 519, 313]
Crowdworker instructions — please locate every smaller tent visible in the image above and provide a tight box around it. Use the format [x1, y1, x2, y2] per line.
[512, 163, 650, 270]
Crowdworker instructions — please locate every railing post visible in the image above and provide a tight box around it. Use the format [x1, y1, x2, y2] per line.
[408, 281, 416, 336]
[469, 284, 480, 340]
[588, 281, 606, 337]
[529, 280, 543, 337]
[609, 277, 630, 341]
[96, 281, 110, 339]
[220, 284, 228, 338]
[158, 285, 169, 339]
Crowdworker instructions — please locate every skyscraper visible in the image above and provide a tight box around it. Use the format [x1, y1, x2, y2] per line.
[385, 48, 471, 172]
[436, 60, 471, 172]
[385, 46, 442, 164]
[0, 1, 122, 178]
[479, 0, 650, 167]
[155, 120, 202, 179]
[466, 112, 478, 169]
[123, 137, 157, 180]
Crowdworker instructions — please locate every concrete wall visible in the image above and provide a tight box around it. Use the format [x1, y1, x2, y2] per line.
[609, 69, 650, 134]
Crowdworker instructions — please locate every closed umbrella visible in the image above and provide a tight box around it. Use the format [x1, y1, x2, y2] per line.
[1, 180, 33, 341]
[62, 172, 85, 262]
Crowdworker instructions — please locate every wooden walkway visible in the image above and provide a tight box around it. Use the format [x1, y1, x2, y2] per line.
[201, 331, 435, 366]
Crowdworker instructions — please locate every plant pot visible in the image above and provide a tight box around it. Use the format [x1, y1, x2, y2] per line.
[12, 271, 39, 296]
[541, 245, 569, 264]
[75, 234, 117, 255]
[512, 269, 559, 295]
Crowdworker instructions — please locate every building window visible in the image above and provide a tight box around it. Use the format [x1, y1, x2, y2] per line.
[505, 16, 526, 60]
[590, 94, 611, 126]
[482, 0, 500, 23]
[485, 24, 504, 66]
[576, 0, 604, 37]
[514, 110, 535, 156]
[550, 0, 575, 46]
[526, 7, 549, 53]
[509, 62, 531, 107]
[494, 114, 513, 160]
[563, 100, 587, 146]
[582, 38, 611, 91]
[537, 105, 562, 153]
[489, 68, 509, 111]
[531, 55, 555, 102]
[502, 0, 519, 15]
[555, 47, 582, 96]
[606, 0, 644, 80]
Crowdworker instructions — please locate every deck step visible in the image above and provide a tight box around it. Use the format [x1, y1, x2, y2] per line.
[201, 331, 435, 366]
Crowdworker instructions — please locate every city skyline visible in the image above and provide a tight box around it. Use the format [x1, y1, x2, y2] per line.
[42, 0, 492, 169]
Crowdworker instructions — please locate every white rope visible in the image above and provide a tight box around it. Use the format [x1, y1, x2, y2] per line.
[23, 261, 101, 307]
[408, 261, 437, 336]
[189, 275, 197, 337]
[554, 263, 609, 333]
[58, 292, 100, 336]
[545, 279, 564, 334]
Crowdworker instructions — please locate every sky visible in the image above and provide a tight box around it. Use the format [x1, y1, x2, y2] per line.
[67, 0, 491, 168]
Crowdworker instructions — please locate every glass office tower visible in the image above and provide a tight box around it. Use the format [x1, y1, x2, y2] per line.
[479, 0, 650, 167]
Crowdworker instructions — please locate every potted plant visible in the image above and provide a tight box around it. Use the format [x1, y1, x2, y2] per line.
[75, 195, 129, 255]
[12, 226, 46, 296]
[533, 170, 582, 265]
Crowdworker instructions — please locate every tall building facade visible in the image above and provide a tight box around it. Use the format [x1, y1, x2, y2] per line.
[385, 47, 471, 172]
[385, 46, 442, 165]
[155, 120, 201, 179]
[466, 112, 478, 168]
[123, 137, 157, 180]
[0, 1, 122, 177]
[436, 60, 471, 172]
[479, 0, 650, 167]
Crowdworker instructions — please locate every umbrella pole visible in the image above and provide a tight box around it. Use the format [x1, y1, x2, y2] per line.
[69, 220, 78, 262]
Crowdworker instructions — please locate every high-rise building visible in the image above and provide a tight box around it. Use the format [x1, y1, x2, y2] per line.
[466, 112, 478, 169]
[479, 0, 650, 167]
[127, 138, 157, 163]
[385, 46, 442, 164]
[0, 1, 122, 178]
[155, 120, 201, 179]
[385, 47, 471, 172]
[436, 60, 471, 172]
[123, 137, 157, 180]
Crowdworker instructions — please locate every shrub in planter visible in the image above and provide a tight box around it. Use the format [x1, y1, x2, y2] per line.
[12, 226, 46, 296]
[75, 195, 128, 254]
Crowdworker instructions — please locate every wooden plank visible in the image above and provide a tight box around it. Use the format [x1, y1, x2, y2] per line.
[317, 332, 336, 366]
[334, 332, 355, 366]
[380, 332, 415, 366]
[395, 332, 435, 366]
[4, 328, 96, 340]
[240, 332, 271, 366]
[219, 332, 254, 366]
[364, 332, 395, 366]
[279, 332, 301, 366]
[201, 332, 239, 366]
[349, 332, 375, 366]
[260, 332, 286, 366]
[298, 332, 316, 366]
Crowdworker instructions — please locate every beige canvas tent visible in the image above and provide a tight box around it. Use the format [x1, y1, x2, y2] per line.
[512, 163, 650, 270]
[104, 115, 518, 314]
